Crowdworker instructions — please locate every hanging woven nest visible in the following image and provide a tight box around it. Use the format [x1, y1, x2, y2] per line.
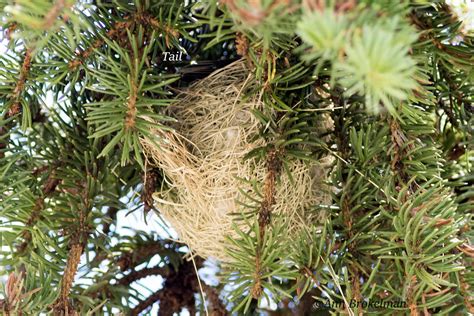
[141, 60, 333, 262]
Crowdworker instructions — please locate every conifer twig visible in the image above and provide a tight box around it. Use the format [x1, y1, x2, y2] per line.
[252, 148, 282, 299]
[8, 49, 32, 117]
[54, 242, 83, 314]
[142, 169, 158, 215]
[52, 185, 89, 315]
[130, 290, 164, 316]
[201, 284, 228, 315]
[68, 12, 179, 70]
[117, 266, 170, 286]
[43, 0, 68, 30]
[68, 19, 132, 70]
[17, 172, 60, 254]
[124, 82, 138, 131]
[130, 257, 205, 316]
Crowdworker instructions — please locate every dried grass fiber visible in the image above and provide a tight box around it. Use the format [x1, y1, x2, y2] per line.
[141, 60, 332, 262]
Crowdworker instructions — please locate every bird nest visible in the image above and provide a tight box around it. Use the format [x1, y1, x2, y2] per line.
[141, 60, 332, 262]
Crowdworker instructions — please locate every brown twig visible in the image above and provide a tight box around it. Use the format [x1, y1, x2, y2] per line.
[130, 289, 164, 316]
[202, 284, 228, 316]
[124, 82, 138, 130]
[42, 0, 69, 30]
[407, 275, 419, 316]
[69, 12, 179, 71]
[53, 242, 83, 315]
[389, 118, 415, 184]
[251, 148, 282, 299]
[130, 257, 205, 316]
[118, 266, 170, 286]
[138, 13, 179, 48]
[410, 8, 472, 61]
[68, 20, 132, 71]
[303, 266, 318, 286]
[16, 172, 60, 254]
[251, 253, 263, 299]
[257, 148, 282, 231]
[8, 49, 32, 117]
[52, 183, 90, 315]
[350, 266, 363, 316]
[142, 169, 158, 215]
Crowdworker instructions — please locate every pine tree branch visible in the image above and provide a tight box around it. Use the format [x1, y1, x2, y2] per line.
[86, 264, 170, 301]
[407, 275, 419, 316]
[137, 13, 179, 49]
[52, 183, 90, 315]
[257, 148, 282, 231]
[409, 8, 473, 61]
[142, 169, 158, 215]
[331, 91, 365, 315]
[343, 196, 363, 316]
[251, 252, 263, 299]
[337, 129, 363, 315]
[437, 65, 470, 127]
[68, 19, 132, 70]
[130, 289, 164, 316]
[7, 48, 32, 117]
[68, 11, 179, 71]
[32, 165, 50, 176]
[201, 284, 228, 316]
[1, 48, 33, 159]
[389, 118, 420, 194]
[16, 171, 60, 254]
[117, 266, 170, 287]
[42, 0, 70, 30]
[350, 266, 363, 316]
[130, 257, 205, 316]
[124, 82, 138, 131]
[389, 118, 423, 315]
[252, 147, 282, 299]
[53, 242, 83, 315]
